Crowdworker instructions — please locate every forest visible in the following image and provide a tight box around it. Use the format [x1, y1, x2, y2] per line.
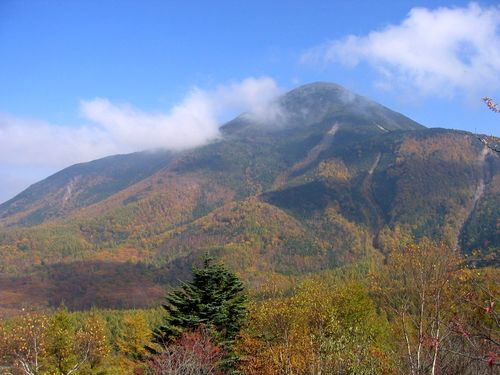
[0, 238, 498, 374]
[2, 1, 500, 373]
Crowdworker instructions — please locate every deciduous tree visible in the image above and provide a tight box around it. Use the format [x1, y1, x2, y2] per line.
[372, 239, 496, 374]
[478, 97, 500, 153]
[238, 276, 393, 374]
[0, 311, 48, 375]
[147, 327, 223, 375]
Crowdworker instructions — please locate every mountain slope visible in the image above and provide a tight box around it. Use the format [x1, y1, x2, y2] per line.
[0, 82, 498, 313]
[0, 151, 173, 226]
[0, 82, 424, 228]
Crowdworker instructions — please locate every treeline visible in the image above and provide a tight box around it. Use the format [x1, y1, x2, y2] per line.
[0, 306, 164, 374]
[1, 240, 498, 374]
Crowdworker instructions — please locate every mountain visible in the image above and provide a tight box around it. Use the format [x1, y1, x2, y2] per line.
[0, 82, 498, 313]
[0, 151, 175, 227]
[0, 83, 423, 226]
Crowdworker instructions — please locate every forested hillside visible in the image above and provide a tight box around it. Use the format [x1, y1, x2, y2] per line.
[0, 82, 498, 314]
[1, 245, 498, 374]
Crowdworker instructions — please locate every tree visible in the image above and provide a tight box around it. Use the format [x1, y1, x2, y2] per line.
[478, 97, 500, 153]
[374, 239, 500, 374]
[0, 308, 111, 375]
[374, 240, 461, 375]
[0, 311, 49, 375]
[117, 311, 151, 358]
[44, 306, 110, 375]
[76, 311, 110, 372]
[448, 268, 499, 373]
[147, 327, 224, 375]
[237, 276, 393, 375]
[152, 256, 247, 369]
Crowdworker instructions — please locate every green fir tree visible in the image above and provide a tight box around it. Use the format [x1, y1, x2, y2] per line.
[153, 256, 247, 374]
[152, 255, 247, 350]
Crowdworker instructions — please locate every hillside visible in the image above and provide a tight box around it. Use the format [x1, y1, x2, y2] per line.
[0, 82, 498, 313]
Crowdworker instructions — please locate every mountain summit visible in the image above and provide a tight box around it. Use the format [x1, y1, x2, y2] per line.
[278, 82, 423, 131]
[223, 81, 423, 134]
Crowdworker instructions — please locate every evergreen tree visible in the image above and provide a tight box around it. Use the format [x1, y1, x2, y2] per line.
[46, 305, 77, 375]
[152, 256, 247, 348]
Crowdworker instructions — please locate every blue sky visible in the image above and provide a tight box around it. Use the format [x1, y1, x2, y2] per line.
[0, 0, 499, 203]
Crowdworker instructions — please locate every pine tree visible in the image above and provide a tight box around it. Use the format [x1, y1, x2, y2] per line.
[152, 256, 247, 348]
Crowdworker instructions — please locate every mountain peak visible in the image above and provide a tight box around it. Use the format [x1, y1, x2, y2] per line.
[277, 81, 424, 132]
[281, 81, 358, 111]
[222, 81, 424, 135]
[288, 81, 348, 92]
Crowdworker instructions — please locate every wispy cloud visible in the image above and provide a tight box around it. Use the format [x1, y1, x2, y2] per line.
[1, 77, 282, 168]
[301, 2, 500, 97]
[80, 76, 283, 153]
[0, 77, 282, 202]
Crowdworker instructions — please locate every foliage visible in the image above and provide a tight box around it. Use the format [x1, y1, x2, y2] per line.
[152, 257, 247, 370]
[238, 275, 394, 374]
[147, 328, 224, 375]
[0, 246, 497, 374]
[0, 311, 49, 375]
[373, 239, 499, 374]
[44, 306, 109, 375]
[0, 85, 498, 374]
[447, 267, 499, 373]
[1, 123, 499, 313]
[115, 311, 152, 363]
[479, 97, 500, 152]
[0, 307, 110, 375]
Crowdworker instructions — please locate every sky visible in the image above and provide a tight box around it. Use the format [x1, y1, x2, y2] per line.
[1, 0, 500, 203]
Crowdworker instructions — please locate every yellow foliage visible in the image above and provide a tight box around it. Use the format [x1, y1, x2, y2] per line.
[318, 159, 351, 181]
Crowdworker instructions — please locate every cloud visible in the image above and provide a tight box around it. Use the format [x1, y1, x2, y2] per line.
[302, 2, 500, 97]
[210, 77, 285, 123]
[0, 77, 282, 202]
[0, 77, 282, 167]
[79, 76, 283, 152]
[80, 89, 219, 153]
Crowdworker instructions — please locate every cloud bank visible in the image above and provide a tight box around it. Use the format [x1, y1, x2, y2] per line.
[0, 77, 282, 168]
[302, 2, 500, 97]
[79, 76, 283, 154]
[0, 77, 282, 202]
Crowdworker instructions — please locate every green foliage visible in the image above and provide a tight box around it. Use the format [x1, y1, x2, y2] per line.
[45, 306, 78, 374]
[0, 83, 498, 342]
[0, 250, 497, 374]
[152, 256, 247, 347]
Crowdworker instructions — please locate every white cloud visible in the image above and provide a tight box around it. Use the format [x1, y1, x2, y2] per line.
[302, 2, 500, 97]
[210, 77, 285, 123]
[0, 77, 283, 202]
[79, 76, 283, 152]
[80, 88, 219, 153]
[0, 77, 282, 167]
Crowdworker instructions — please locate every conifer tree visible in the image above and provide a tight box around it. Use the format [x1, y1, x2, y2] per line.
[152, 256, 247, 348]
